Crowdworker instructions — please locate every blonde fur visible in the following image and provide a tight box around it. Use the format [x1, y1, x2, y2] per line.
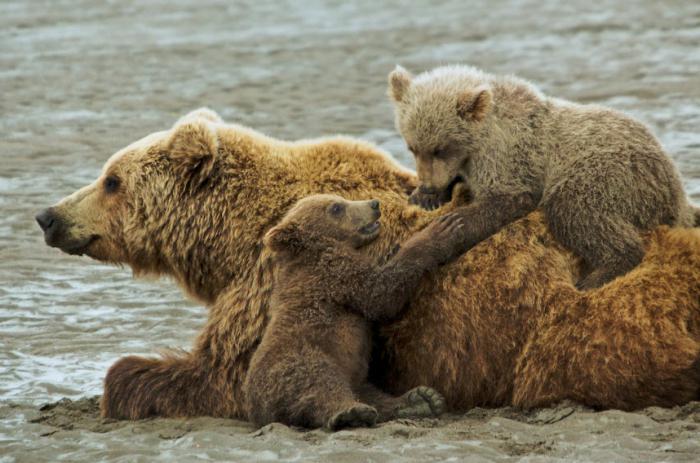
[37, 109, 700, 418]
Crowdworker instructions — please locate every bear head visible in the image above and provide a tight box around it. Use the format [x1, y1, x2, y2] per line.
[264, 194, 382, 256]
[388, 65, 494, 206]
[35, 108, 225, 282]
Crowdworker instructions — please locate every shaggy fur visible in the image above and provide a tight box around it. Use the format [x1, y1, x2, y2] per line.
[389, 65, 697, 288]
[36, 109, 700, 419]
[244, 195, 455, 429]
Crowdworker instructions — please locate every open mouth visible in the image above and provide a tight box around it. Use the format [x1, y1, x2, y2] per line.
[412, 175, 466, 210]
[358, 221, 381, 235]
[443, 175, 464, 202]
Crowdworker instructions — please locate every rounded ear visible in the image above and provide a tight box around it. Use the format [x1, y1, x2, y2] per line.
[388, 65, 413, 102]
[176, 107, 223, 125]
[264, 222, 305, 254]
[167, 115, 219, 188]
[456, 87, 492, 122]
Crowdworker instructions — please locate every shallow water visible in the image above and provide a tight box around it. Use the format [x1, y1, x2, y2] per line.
[1, 0, 700, 461]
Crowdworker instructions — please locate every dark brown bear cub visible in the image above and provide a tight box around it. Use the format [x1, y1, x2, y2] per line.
[243, 194, 461, 430]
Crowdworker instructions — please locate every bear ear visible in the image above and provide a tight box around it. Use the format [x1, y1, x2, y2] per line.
[264, 222, 306, 254]
[167, 115, 219, 188]
[176, 107, 223, 125]
[388, 65, 413, 102]
[456, 87, 492, 122]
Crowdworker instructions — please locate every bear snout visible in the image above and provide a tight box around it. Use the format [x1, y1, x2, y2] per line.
[36, 208, 70, 248]
[35, 208, 57, 234]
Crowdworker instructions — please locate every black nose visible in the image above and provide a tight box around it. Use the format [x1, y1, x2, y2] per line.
[369, 200, 380, 210]
[35, 208, 56, 232]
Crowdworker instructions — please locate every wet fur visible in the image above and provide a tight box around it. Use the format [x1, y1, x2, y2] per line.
[41, 109, 700, 419]
[244, 195, 452, 429]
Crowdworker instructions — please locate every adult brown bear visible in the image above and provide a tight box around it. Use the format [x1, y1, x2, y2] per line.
[36, 108, 700, 419]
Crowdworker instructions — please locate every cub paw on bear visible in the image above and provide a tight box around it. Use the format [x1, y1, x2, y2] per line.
[245, 194, 453, 429]
[37, 108, 700, 419]
[389, 65, 698, 290]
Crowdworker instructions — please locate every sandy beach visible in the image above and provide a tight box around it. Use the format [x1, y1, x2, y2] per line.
[3, 397, 699, 462]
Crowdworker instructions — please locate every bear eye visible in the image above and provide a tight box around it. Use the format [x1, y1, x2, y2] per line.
[329, 203, 345, 216]
[104, 175, 120, 194]
[432, 147, 446, 158]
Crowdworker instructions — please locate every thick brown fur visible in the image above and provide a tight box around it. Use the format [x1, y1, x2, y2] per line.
[389, 65, 697, 289]
[244, 195, 453, 429]
[37, 109, 700, 419]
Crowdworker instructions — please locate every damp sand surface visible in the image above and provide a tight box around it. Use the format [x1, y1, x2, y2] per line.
[2, 0, 700, 461]
[4, 398, 700, 462]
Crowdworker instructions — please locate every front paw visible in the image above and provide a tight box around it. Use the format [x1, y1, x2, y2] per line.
[409, 187, 442, 211]
[428, 213, 466, 264]
[403, 213, 465, 265]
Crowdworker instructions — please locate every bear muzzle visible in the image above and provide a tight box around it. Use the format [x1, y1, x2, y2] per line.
[36, 208, 97, 256]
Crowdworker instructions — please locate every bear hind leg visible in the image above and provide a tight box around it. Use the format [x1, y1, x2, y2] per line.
[101, 353, 227, 419]
[543, 197, 645, 290]
[246, 347, 377, 430]
[288, 361, 378, 430]
[573, 221, 644, 290]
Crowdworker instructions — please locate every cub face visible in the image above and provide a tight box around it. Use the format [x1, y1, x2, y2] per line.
[264, 194, 382, 253]
[388, 65, 493, 209]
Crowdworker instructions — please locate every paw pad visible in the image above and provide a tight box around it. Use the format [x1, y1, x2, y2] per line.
[327, 404, 378, 431]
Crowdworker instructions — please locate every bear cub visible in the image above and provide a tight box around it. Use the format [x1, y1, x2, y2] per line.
[244, 194, 462, 430]
[389, 65, 698, 289]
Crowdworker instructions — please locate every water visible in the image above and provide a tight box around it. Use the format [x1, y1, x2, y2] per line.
[1, 0, 700, 461]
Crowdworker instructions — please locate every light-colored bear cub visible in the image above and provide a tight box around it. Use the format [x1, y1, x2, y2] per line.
[389, 65, 698, 289]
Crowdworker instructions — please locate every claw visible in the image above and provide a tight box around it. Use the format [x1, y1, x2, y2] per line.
[395, 386, 446, 419]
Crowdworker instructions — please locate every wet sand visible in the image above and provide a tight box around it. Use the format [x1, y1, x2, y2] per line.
[2, 398, 699, 462]
[2, 0, 700, 461]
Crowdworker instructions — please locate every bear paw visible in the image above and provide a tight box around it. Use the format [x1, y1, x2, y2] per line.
[395, 386, 446, 418]
[327, 403, 378, 431]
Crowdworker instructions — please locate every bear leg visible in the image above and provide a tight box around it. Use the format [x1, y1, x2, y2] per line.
[101, 353, 230, 419]
[543, 192, 645, 289]
[245, 345, 374, 429]
[573, 221, 644, 290]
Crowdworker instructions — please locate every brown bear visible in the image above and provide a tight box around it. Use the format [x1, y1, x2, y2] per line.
[388, 65, 698, 289]
[35, 109, 700, 420]
[245, 194, 457, 429]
